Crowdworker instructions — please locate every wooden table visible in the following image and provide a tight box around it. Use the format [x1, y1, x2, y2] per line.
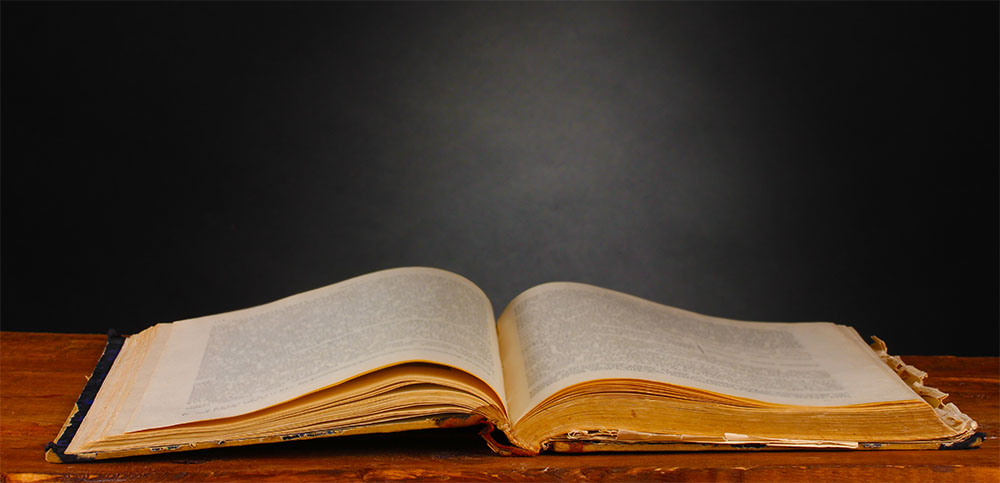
[2, 332, 997, 481]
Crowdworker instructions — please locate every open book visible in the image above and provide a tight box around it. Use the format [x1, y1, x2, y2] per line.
[47, 267, 981, 462]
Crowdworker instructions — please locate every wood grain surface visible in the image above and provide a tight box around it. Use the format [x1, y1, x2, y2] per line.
[2, 332, 997, 481]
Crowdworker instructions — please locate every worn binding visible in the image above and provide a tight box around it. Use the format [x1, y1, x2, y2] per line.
[46, 330, 126, 463]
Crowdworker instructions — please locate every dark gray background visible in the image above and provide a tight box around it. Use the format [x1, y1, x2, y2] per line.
[3, 2, 997, 355]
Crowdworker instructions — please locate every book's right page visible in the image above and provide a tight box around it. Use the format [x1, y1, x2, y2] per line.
[498, 282, 922, 425]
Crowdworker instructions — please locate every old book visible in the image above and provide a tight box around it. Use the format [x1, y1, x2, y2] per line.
[47, 267, 982, 462]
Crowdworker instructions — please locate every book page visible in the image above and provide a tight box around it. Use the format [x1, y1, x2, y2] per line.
[125, 267, 503, 432]
[498, 283, 920, 423]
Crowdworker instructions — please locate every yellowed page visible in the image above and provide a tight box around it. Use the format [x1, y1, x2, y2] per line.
[498, 282, 921, 423]
[125, 267, 503, 432]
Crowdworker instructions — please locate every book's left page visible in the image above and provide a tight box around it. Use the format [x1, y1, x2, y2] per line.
[69, 267, 505, 454]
